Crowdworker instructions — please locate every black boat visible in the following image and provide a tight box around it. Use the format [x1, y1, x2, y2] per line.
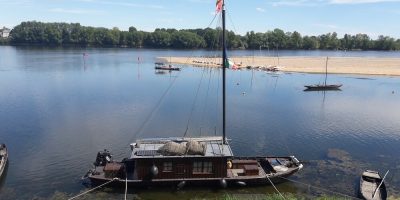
[155, 63, 181, 71]
[0, 144, 8, 179]
[304, 84, 342, 91]
[85, 0, 303, 189]
[359, 170, 388, 200]
[304, 57, 342, 91]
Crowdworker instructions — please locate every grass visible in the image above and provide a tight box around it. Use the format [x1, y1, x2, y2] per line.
[221, 193, 350, 200]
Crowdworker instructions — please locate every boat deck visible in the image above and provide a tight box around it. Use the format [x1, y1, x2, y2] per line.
[227, 166, 267, 179]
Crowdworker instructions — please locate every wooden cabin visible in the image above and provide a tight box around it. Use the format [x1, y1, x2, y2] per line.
[126, 137, 233, 181]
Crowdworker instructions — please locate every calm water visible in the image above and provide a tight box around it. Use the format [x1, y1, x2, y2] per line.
[0, 46, 400, 199]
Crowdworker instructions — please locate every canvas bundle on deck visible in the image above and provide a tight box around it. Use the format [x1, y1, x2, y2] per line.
[157, 140, 206, 156]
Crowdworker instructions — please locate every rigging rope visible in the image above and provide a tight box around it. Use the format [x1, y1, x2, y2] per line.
[132, 70, 181, 141]
[183, 13, 219, 67]
[183, 67, 207, 137]
[124, 170, 128, 200]
[199, 68, 213, 136]
[68, 178, 117, 200]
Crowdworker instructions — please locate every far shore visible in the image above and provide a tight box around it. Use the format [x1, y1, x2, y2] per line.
[158, 56, 400, 76]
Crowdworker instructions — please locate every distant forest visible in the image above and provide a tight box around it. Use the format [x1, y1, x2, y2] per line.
[4, 21, 400, 50]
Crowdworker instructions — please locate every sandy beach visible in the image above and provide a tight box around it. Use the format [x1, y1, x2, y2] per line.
[158, 56, 400, 76]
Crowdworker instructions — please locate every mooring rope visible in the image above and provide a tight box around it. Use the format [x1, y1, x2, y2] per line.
[68, 178, 117, 200]
[278, 176, 362, 199]
[266, 176, 286, 200]
[124, 176, 128, 200]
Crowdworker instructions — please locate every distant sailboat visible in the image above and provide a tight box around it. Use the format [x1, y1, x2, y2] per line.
[304, 57, 342, 91]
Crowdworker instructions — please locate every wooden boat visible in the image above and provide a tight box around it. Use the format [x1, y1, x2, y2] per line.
[155, 63, 181, 71]
[86, 137, 302, 188]
[304, 84, 342, 91]
[85, 0, 303, 189]
[0, 144, 8, 178]
[359, 170, 388, 200]
[304, 57, 342, 91]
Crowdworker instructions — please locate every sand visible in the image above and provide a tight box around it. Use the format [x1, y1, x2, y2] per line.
[158, 56, 400, 76]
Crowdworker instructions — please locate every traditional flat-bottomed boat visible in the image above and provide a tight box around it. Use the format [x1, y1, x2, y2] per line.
[86, 137, 302, 188]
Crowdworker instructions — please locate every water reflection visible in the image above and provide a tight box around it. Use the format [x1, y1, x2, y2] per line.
[0, 47, 400, 199]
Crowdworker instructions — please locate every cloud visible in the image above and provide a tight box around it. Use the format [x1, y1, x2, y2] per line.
[329, 0, 400, 4]
[270, 0, 320, 7]
[49, 8, 104, 14]
[188, 0, 211, 3]
[76, 0, 164, 9]
[269, 0, 400, 6]
[256, 7, 266, 12]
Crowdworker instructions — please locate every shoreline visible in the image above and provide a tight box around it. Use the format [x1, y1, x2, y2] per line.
[158, 56, 400, 76]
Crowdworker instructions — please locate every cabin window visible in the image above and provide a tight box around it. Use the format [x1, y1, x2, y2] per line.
[193, 162, 202, 173]
[203, 162, 213, 173]
[193, 161, 213, 174]
[163, 162, 173, 172]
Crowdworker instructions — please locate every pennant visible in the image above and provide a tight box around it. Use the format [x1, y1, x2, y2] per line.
[216, 0, 223, 13]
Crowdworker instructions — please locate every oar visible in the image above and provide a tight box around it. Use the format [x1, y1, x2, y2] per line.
[372, 170, 389, 199]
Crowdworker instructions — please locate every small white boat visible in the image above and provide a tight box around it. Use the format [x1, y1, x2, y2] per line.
[359, 170, 388, 200]
[0, 144, 8, 178]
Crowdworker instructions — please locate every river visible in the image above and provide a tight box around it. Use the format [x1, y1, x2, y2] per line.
[0, 46, 399, 199]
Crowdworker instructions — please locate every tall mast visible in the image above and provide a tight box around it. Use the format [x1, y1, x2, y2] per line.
[222, 0, 227, 144]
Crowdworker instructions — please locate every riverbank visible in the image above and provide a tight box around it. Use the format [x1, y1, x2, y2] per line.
[158, 56, 400, 76]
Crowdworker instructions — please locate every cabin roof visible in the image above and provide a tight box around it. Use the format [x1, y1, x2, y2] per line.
[130, 136, 233, 158]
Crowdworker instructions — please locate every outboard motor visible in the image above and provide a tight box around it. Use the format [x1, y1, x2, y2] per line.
[94, 149, 112, 166]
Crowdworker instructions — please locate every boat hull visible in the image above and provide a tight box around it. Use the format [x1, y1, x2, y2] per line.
[304, 84, 342, 91]
[155, 66, 180, 71]
[87, 156, 302, 189]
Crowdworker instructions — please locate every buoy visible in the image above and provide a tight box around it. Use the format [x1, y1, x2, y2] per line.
[392, 91, 395, 94]
[220, 179, 227, 188]
[236, 181, 246, 187]
[177, 181, 186, 190]
[150, 165, 158, 177]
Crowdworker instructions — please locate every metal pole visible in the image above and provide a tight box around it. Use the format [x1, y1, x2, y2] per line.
[222, 0, 227, 144]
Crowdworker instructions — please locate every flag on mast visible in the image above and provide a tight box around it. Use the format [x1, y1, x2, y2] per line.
[216, 0, 223, 13]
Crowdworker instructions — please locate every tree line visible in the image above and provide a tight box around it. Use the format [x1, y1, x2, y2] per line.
[6, 21, 400, 50]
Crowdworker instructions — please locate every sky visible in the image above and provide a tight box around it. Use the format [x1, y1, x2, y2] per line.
[1, 0, 400, 38]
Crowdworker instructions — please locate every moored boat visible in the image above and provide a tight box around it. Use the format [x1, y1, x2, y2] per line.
[155, 63, 181, 71]
[0, 144, 8, 178]
[304, 57, 342, 91]
[304, 84, 342, 91]
[359, 170, 388, 200]
[86, 137, 302, 188]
